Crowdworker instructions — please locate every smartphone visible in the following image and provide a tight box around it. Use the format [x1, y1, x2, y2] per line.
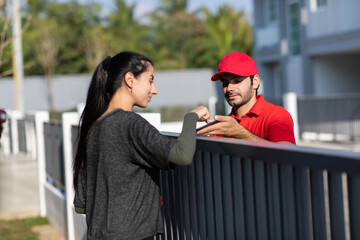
[196, 120, 219, 131]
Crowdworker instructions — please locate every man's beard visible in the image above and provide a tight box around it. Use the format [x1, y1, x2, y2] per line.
[225, 87, 253, 108]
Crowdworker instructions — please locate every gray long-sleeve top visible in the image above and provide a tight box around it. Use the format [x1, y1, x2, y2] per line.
[74, 109, 198, 240]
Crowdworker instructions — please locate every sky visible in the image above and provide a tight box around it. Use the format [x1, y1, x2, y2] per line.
[77, 0, 253, 19]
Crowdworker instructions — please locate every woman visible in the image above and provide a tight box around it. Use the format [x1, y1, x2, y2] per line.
[73, 51, 209, 239]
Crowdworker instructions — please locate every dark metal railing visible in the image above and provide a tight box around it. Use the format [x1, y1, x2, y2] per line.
[159, 136, 360, 240]
[298, 94, 360, 142]
[44, 122, 65, 191]
[41, 124, 360, 240]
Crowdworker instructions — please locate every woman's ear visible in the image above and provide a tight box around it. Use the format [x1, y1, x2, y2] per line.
[124, 72, 135, 88]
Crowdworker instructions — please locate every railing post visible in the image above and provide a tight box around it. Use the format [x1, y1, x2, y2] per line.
[208, 96, 217, 119]
[283, 92, 299, 143]
[62, 112, 79, 240]
[25, 113, 37, 159]
[8, 110, 23, 154]
[34, 111, 49, 217]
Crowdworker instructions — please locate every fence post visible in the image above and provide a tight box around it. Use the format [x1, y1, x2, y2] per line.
[25, 113, 37, 159]
[62, 112, 79, 240]
[8, 110, 23, 154]
[208, 96, 217, 120]
[34, 111, 49, 217]
[283, 92, 299, 143]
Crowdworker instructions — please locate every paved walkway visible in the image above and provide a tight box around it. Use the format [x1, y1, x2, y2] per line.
[32, 225, 65, 240]
[0, 152, 40, 220]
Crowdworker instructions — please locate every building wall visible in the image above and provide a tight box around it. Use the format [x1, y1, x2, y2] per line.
[313, 53, 360, 95]
[286, 57, 304, 94]
[253, 0, 360, 97]
[307, 0, 360, 38]
[0, 69, 219, 112]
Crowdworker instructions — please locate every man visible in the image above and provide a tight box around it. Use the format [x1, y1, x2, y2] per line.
[197, 52, 296, 144]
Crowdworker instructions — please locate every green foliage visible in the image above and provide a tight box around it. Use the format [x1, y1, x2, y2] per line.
[49, 107, 78, 121]
[6, 0, 253, 76]
[203, 4, 253, 66]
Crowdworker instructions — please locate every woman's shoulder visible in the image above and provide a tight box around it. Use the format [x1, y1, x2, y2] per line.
[102, 109, 146, 126]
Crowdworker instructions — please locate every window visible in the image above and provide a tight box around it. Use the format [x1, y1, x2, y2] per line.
[288, 2, 301, 55]
[266, 0, 278, 23]
[317, 0, 327, 8]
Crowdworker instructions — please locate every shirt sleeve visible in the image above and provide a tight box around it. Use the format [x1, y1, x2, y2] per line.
[168, 112, 198, 166]
[129, 112, 198, 169]
[73, 167, 86, 214]
[129, 113, 177, 169]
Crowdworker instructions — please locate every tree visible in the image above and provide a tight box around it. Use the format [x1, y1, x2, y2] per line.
[28, 18, 60, 111]
[148, 0, 212, 69]
[44, 0, 103, 74]
[203, 5, 253, 66]
[0, 0, 31, 77]
[106, 0, 149, 55]
[149, 11, 208, 69]
[82, 26, 111, 73]
[156, 0, 188, 15]
[0, 0, 13, 77]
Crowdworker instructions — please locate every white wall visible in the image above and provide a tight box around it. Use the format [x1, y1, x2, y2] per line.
[148, 69, 217, 108]
[0, 69, 218, 111]
[0, 75, 90, 111]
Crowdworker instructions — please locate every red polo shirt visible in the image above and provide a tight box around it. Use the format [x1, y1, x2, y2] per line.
[230, 95, 296, 144]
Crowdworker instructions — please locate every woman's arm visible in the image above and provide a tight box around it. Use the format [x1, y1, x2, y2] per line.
[168, 106, 209, 166]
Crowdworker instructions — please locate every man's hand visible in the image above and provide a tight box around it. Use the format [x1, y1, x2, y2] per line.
[197, 115, 270, 142]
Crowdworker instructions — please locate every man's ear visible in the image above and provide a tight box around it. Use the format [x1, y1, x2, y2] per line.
[124, 72, 135, 88]
[253, 74, 260, 89]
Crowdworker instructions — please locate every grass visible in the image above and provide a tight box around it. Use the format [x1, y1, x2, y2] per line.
[0, 217, 48, 240]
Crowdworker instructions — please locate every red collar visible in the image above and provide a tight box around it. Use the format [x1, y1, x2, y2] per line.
[230, 95, 265, 120]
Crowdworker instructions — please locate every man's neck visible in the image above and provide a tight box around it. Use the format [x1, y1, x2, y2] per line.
[234, 95, 258, 118]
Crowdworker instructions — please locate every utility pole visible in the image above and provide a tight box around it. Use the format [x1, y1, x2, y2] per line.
[11, 0, 24, 112]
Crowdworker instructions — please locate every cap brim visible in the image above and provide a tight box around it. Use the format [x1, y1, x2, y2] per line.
[211, 72, 222, 81]
[211, 70, 251, 81]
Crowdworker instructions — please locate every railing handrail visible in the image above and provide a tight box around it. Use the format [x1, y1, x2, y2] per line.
[193, 136, 360, 175]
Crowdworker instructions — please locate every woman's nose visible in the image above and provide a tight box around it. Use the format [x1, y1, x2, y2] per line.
[152, 85, 157, 95]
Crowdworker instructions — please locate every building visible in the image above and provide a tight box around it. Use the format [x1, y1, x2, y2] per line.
[0, 69, 218, 112]
[253, 0, 360, 99]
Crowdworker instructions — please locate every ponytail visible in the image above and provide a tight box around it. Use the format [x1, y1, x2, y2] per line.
[73, 51, 153, 189]
[73, 57, 110, 188]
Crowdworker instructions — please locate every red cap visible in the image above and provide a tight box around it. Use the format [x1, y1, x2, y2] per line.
[211, 52, 258, 81]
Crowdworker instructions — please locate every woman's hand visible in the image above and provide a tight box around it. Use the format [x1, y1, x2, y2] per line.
[190, 106, 210, 122]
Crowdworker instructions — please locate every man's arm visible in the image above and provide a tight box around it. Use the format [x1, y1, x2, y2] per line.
[197, 115, 293, 144]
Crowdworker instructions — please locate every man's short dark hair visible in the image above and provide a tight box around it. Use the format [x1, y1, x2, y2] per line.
[249, 75, 260, 95]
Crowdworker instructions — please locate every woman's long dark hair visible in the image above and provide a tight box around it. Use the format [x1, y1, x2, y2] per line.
[73, 51, 153, 188]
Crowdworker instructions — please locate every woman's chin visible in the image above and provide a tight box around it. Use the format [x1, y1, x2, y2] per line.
[135, 103, 148, 109]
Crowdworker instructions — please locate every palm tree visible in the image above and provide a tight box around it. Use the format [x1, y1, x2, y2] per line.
[106, 0, 149, 54]
[203, 4, 253, 63]
[157, 0, 188, 16]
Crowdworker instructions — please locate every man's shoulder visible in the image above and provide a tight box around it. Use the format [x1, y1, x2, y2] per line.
[261, 97, 293, 120]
